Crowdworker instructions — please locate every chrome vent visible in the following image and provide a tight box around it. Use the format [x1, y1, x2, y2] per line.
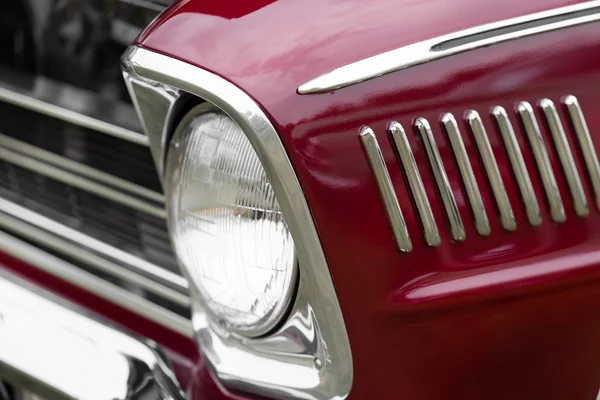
[0, 68, 190, 324]
[362, 95, 600, 252]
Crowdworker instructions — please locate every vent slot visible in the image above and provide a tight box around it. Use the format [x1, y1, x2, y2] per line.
[363, 95, 599, 251]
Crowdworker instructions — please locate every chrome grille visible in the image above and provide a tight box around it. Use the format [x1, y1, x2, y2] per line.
[0, 68, 189, 320]
[0, 69, 161, 192]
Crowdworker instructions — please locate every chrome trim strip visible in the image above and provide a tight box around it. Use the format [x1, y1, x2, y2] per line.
[563, 95, 600, 212]
[389, 121, 440, 246]
[123, 46, 353, 400]
[361, 127, 412, 251]
[441, 113, 491, 236]
[0, 133, 164, 204]
[492, 106, 543, 226]
[0, 271, 186, 400]
[0, 85, 148, 146]
[0, 146, 166, 219]
[123, 73, 181, 179]
[466, 110, 517, 231]
[298, 1, 600, 94]
[0, 230, 193, 337]
[0, 197, 189, 300]
[415, 118, 465, 242]
[539, 98, 589, 217]
[517, 101, 566, 223]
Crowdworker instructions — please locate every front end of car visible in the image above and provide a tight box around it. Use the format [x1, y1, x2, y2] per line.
[2, 1, 600, 400]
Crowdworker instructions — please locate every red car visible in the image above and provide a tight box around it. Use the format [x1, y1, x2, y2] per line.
[1, 0, 600, 399]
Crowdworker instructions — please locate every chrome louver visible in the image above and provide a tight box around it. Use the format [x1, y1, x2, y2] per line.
[0, 67, 191, 335]
[362, 96, 600, 252]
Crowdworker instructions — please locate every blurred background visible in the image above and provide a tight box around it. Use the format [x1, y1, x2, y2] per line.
[0, 0, 189, 317]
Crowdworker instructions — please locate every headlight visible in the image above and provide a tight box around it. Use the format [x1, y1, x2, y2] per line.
[165, 104, 297, 337]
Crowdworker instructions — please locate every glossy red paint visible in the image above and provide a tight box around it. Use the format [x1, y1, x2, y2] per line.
[3, 0, 597, 399]
[134, 0, 600, 399]
[138, 0, 600, 398]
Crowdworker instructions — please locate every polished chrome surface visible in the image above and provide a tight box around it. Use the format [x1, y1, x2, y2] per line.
[0, 76, 147, 146]
[123, 74, 181, 178]
[492, 106, 542, 227]
[0, 133, 163, 203]
[0, 197, 188, 302]
[0, 146, 165, 219]
[389, 121, 440, 246]
[360, 97, 597, 246]
[564, 95, 600, 212]
[298, 1, 600, 94]
[466, 110, 517, 231]
[0, 67, 162, 193]
[123, 46, 353, 400]
[0, 231, 192, 337]
[0, 270, 186, 400]
[442, 113, 491, 236]
[416, 118, 465, 242]
[540, 99, 588, 217]
[517, 101, 566, 223]
[361, 127, 412, 252]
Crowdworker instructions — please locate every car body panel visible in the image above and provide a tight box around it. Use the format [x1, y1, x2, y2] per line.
[136, 1, 600, 398]
[4, 0, 600, 399]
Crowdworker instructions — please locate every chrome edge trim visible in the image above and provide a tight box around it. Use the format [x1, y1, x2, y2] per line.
[492, 106, 542, 226]
[122, 73, 181, 179]
[415, 118, 465, 242]
[123, 46, 353, 400]
[0, 85, 148, 146]
[466, 110, 517, 231]
[0, 133, 164, 204]
[539, 98, 588, 217]
[0, 146, 166, 219]
[361, 126, 412, 251]
[298, 1, 600, 94]
[563, 95, 600, 212]
[0, 270, 186, 400]
[0, 197, 189, 302]
[389, 121, 440, 246]
[441, 113, 490, 236]
[517, 101, 566, 223]
[0, 230, 193, 337]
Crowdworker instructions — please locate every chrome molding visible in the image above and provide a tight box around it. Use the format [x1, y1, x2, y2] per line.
[0, 146, 166, 219]
[0, 133, 164, 204]
[123, 47, 353, 400]
[0, 230, 192, 337]
[389, 121, 440, 246]
[492, 106, 542, 227]
[0, 197, 188, 300]
[364, 96, 599, 249]
[540, 99, 588, 217]
[0, 78, 148, 146]
[442, 113, 490, 236]
[416, 118, 465, 242]
[564, 95, 600, 212]
[298, 1, 600, 94]
[517, 101, 566, 223]
[467, 110, 517, 232]
[0, 270, 186, 400]
[361, 127, 412, 251]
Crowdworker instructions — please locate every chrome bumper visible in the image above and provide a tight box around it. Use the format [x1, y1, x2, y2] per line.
[0, 270, 185, 400]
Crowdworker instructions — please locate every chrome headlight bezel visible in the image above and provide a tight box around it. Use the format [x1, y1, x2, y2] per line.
[123, 46, 353, 400]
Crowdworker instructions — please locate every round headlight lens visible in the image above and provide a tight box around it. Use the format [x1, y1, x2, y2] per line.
[165, 104, 297, 337]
